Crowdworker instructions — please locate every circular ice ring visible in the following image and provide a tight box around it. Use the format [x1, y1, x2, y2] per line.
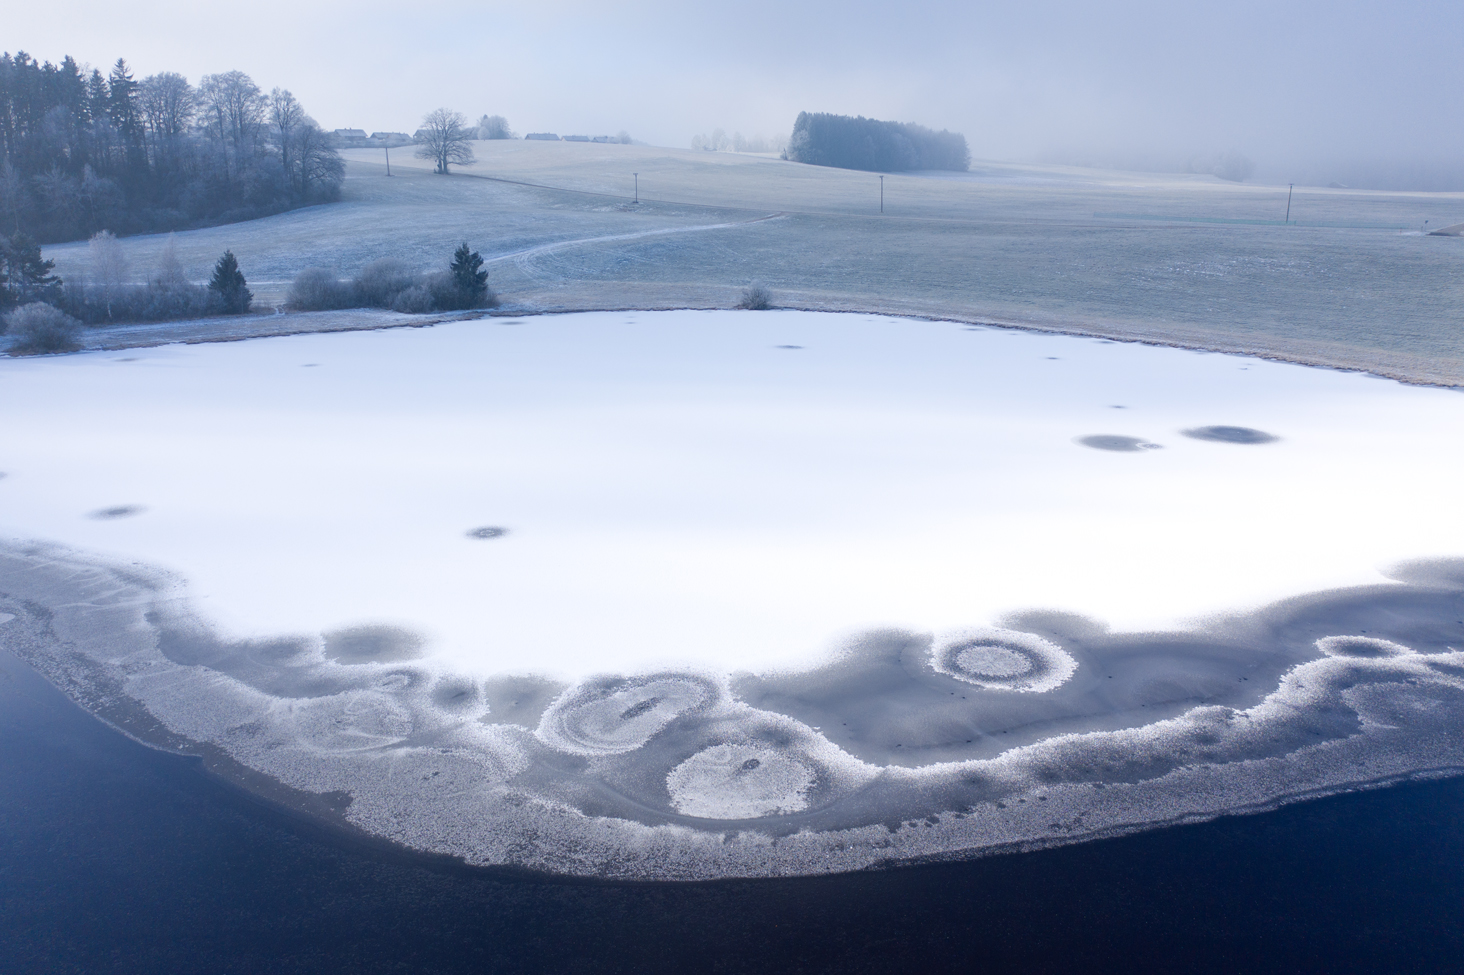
[536, 674, 717, 755]
[1315, 635, 1412, 659]
[931, 628, 1076, 692]
[665, 743, 816, 820]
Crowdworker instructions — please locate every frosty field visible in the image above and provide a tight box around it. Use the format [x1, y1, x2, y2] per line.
[3, 309, 1463, 879]
[38, 140, 1464, 385]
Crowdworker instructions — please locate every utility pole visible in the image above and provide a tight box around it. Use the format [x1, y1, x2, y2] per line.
[1285, 183, 1293, 224]
[879, 174, 884, 214]
[384, 144, 392, 177]
[633, 173, 639, 203]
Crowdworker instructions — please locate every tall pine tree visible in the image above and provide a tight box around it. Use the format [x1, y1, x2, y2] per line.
[207, 250, 251, 314]
[0, 233, 60, 309]
[449, 243, 488, 305]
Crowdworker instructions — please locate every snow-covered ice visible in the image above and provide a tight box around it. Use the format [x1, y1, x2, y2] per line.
[2, 309, 1463, 878]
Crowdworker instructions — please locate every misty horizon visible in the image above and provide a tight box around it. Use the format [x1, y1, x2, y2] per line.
[7, 0, 1462, 191]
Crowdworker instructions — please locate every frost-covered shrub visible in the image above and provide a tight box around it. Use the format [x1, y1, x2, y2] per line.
[286, 268, 360, 311]
[287, 250, 497, 315]
[390, 284, 435, 313]
[5, 302, 82, 355]
[355, 258, 420, 308]
[58, 282, 217, 325]
[736, 284, 773, 310]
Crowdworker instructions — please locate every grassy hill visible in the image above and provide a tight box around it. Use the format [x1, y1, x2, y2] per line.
[37, 140, 1464, 384]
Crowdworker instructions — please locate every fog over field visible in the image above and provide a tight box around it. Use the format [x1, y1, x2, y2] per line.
[36, 143, 1464, 385]
[9, 0, 1464, 189]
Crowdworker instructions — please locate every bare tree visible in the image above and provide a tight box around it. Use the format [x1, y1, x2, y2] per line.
[199, 71, 265, 178]
[138, 73, 195, 167]
[153, 234, 188, 289]
[416, 109, 475, 174]
[269, 89, 305, 198]
[293, 121, 345, 199]
[88, 230, 128, 319]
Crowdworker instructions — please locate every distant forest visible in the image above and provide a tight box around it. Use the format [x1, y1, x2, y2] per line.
[784, 112, 969, 172]
[0, 52, 344, 244]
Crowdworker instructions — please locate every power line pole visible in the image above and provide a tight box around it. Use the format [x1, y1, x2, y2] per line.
[384, 144, 392, 177]
[633, 173, 639, 203]
[1285, 183, 1293, 224]
[879, 174, 884, 214]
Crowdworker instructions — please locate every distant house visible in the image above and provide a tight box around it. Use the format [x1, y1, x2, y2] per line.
[590, 136, 614, 143]
[525, 133, 560, 141]
[331, 129, 413, 149]
[368, 132, 414, 147]
[563, 135, 590, 143]
[330, 128, 374, 148]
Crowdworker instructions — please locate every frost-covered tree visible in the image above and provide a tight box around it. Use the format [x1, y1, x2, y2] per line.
[416, 109, 476, 174]
[88, 229, 128, 319]
[138, 72, 195, 169]
[476, 115, 514, 140]
[153, 234, 187, 289]
[199, 71, 265, 178]
[269, 88, 305, 196]
[0, 53, 344, 243]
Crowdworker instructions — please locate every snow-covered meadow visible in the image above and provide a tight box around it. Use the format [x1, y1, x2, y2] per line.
[37, 141, 1464, 384]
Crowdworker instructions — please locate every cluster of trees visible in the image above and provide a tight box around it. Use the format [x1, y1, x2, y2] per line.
[3, 237, 498, 355]
[286, 244, 496, 313]
[1, 241, 253, 354]
[783, 112, 969, 172]
[476, 115, 513, 140]
[0, 51, 345, 243]
[690, 129, 787, 154]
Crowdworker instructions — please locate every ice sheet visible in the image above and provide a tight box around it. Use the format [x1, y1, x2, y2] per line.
[1, 311, 1460, 679]
[3, 310, 1463, 879]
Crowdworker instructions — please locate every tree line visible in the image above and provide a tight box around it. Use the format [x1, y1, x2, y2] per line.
[2, 239, 497, 355]
[0, 51, 345, 244]
[784, 112, 969, 172]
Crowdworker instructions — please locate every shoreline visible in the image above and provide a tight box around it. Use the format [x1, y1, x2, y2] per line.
[8, 287, 1460, 389]
[15, 631, 1464, 885]
[6, 542, 1464, 882]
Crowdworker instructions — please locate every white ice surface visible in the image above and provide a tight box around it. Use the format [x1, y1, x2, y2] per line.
[1, 309, 1461, 679]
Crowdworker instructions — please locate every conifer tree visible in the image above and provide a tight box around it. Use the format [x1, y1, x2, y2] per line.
[449, 243, 487, 305]
[207, 250, 252, 314]
[0, 233, 60, 309]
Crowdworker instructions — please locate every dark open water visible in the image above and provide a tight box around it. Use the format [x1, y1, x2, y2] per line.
[3, 647, 1461, 975]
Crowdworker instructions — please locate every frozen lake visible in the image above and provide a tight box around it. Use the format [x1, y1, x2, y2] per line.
[2, 309, 1461, 676]
[3, 309, 1463, 878]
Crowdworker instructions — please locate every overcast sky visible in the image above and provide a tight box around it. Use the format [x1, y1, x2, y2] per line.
[9, 1, 1462, 187]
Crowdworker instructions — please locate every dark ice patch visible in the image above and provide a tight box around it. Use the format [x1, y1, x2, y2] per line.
[89, 505, 146, 519]
[323, 625, 425, 664]
[148, 618, 352, 699]
[480, 674, 569, 728]
[466, 526, 509, 540]
[1076, 435, 1162, 452]
[733, 622, 1311, 768]
[1182, 426, 1279, 444]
